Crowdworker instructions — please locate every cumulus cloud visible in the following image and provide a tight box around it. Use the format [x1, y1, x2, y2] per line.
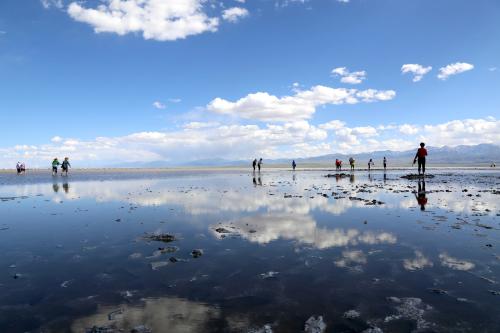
[2, 117, 498, 168]
[403, 251, 433, 271]
[222, 7, 249, 22]
[67, 0, 220, 41]
[439, 253, 475, 271]
[437, 62, 474, 80]
[152, 101, 166, 109]
[331, 67, 367, 84]
[207, 85, 396, 122]
[401, 64, 432, 82]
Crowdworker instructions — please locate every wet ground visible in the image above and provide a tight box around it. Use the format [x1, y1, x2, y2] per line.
[0, 169, 499, 333]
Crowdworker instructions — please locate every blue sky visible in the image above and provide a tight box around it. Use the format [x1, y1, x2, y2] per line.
[0, 0, 499, 167]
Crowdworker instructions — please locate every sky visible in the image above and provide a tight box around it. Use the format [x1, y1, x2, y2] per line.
[0, 0, 499, 167]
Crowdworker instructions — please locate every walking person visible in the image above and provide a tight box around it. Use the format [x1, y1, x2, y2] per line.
[349, 157, 355, 171]
[252, 159, 257, 172]
[52, 158, 60, 176]
[20, 162, 26, 174]
[61, 157, 71, 176]
[335, 159, 340, 171]
[383, 157, 387, 171]
[413, 142, 428, 176]
[257, 158, 263, 172]
[16, 162, 21, 175]
[292, 160, 297, 171]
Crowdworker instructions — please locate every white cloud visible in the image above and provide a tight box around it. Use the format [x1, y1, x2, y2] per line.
[222, 7, 249, 22]
[169, 98, 182, 103]
[331, 67, 367, 84]
[401, 64, 432, 82]
[488, 67, 497, 72]
[41, 0, 63, 9]
[67, 0, 219, 41]
[439, 253, 475, 271]
[2, 117, 498, 168]
[207, 85, 395, 122]
[403, 251, 433, 271]
[399, 124, 419, 135]
[437, 62, 474, 80]
[152, 101, 166, 109]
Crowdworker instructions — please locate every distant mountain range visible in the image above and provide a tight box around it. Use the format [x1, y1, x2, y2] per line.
[109, 143, 500, 168]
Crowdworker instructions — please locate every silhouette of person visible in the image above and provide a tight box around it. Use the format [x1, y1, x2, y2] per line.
[253, 176, 257, 186]
[415, 180, 427, 211]
[252, 159, 257, 171]
[62, 182, 69, 194]
[258, 158, 263, 172]
[383, 157, 387, 171]
[258, 176, 262, 186]
[292, 160, 296, 171]
[413, 142, 428, 176]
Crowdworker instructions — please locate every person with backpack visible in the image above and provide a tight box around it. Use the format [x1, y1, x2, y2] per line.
[413, 142, 428, 176]
[349, 157, 355, 171]
[292, 160, 297, 171]
[61, 157, 71, 176]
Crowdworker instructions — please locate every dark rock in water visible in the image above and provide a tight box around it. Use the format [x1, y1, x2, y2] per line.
[191, 249, 203, 258]
[428, 288, 447, 295]
[145, 233, 176, 243]
[169, 257, 178, 263]
[400, 174, 435, 179]
[325, 173, 350, 178]
[215, 227, 231, 233]
[86, 326, 115, 333]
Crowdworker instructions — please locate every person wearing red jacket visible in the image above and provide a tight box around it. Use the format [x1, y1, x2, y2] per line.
[413, 142, 428, 175]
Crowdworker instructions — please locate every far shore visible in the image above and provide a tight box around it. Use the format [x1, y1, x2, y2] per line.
[1, 164, 498, 174]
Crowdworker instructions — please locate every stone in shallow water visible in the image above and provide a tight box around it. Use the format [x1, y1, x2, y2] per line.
[304, 315, 326, 333]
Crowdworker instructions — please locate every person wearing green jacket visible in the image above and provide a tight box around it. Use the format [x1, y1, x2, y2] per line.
[52, 158, 60, 176]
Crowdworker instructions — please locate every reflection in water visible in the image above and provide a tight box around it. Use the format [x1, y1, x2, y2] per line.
[52, 181, 60, 193]
[415, 180, 427, 211]
[63, 182, 69, 194]
[211, 213, 397, 249]
[71, 297, 220, 333]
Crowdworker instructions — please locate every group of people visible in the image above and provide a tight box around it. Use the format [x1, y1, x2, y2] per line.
[52, 157, 71, 176]
[252, 158, 263, 172]
[16, 162, 26, 175]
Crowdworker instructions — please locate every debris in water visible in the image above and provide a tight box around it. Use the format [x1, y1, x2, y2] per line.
[191, 249, 204, 258]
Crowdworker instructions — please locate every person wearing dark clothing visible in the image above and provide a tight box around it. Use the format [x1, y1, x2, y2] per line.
[368, 159, 374, 171]
[383, 157, 387, 170]
[258, 158, 263, 172]
[252, 159, 257, 171]
[292, 160, 296, 171]
[61, 157, 71, 176]
[413, 142, 428, 175]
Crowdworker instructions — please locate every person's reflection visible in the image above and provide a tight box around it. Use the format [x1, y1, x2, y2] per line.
[292, 173, 296, 182]
[62, 182, 70, 194]
[383, 171, 387, 183]
[52, 180, 60, 193]
[258, 176, 262, 186]
[415, 180, 427, 211]
[252, 171, 257, 186]
[350, 173, 355, 184]
[368, 173, 373, 182]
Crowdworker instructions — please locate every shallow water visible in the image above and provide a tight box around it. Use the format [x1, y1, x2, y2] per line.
[0, 169, 499, 332]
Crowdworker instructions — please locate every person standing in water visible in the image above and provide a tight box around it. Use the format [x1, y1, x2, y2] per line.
[61, 157, 71, 176]
[349, 157, 355, 171]
[52, 158, 60, 176]
[252, 159, 257, 172]
[413, 142, 428, 176]
[16, 162, 21, 175]
[368, 159, 374, 171]
[258, 158, 263, 172]
[383, 157, 387, 171]
[292, 160, 297, 171]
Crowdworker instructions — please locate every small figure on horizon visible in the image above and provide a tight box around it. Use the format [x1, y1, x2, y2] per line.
[16, 162, 21, 175]
[368, 159, 374, 171]
[415, 180, 427, 211]
[349, 157, 355, 171]
[413, 142, 428, 176]
[383, 157, 387, 171]
[61, 157, 71, 176]
[258, 158, 263, 172]
[335, 159, 341, 171]
[491, 163, 496, 168]
[52, 158, 60, 176]
[252, 158, 257, 172]
[292, 160, 297, 171]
